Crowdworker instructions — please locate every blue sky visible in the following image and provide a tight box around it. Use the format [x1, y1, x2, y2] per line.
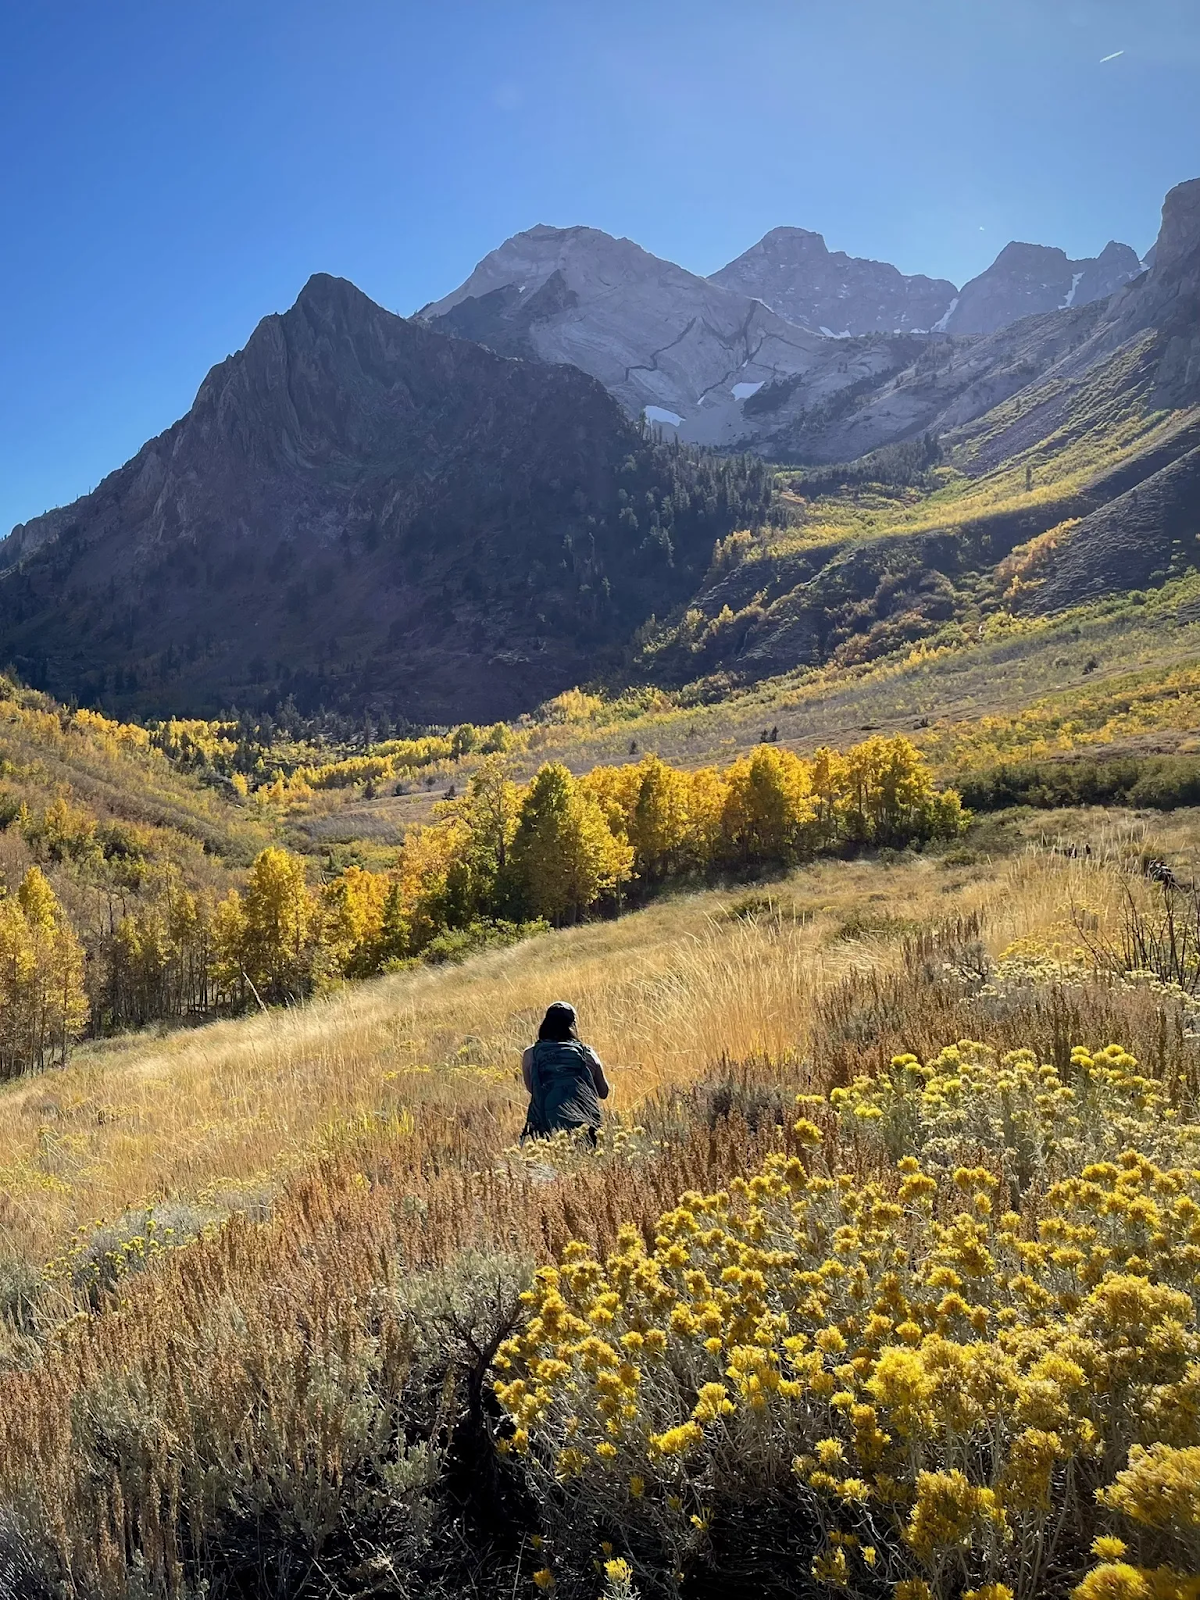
[2, 0, 1197, 533]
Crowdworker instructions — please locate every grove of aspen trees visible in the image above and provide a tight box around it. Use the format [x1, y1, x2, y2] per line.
[0, 734, 962, 1076]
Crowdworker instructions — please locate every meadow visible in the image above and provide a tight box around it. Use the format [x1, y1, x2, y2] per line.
[288, 576, 1200, 855]
[6, 798, 1200, 1598]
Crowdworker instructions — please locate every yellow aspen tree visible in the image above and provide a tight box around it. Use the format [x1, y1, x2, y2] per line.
[458, 755, 522, 907]
[580, 761, 642, 848]
[842, 736, 886, 843]
[512, 762, 633, 923]
[14, 866, 87, 1068]
[210, 890, 249, 1008]
[871, 735, 950, 843]
[0, 897, 37, 1077]
[721, 746, 817, 864]
[16, 864, 60, 930]
[685, 765, 730, 868]
[627, 754, 693, 881]
[809, 746, 850, 849]
[395, 818, 473, 949]
[240, 847, 319, 1002]
[321, 866, 391, 979]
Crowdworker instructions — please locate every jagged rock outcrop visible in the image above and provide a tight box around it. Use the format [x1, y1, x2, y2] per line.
[0, 275, 772, 721]
[1096, 178, 1200, 405]
[938, 239, 1141, 336]
[708, 227, 957, 335]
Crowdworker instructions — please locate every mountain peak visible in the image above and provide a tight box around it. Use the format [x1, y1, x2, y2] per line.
[709, 228, 956, 334]
[420, 221, 829, 424]
[297, 269, 345, 298]
[290, 271, 384, 323]
[939, 236, 1141, 335]
[756, 225, 828, 248]
[0, 274, 771, 725]
[991, 240, 1071, 268]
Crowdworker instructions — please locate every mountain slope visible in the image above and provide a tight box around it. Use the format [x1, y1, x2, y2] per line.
[634, 179, 1200, 685]
[0, 274, 772, 721]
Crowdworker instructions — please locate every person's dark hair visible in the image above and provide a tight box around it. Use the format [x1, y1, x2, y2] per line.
[538, 1001, 579, 1042]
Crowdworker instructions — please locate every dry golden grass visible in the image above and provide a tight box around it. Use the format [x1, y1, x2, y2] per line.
[0, 815, 1168, 1281]
[0, 865, 885, 1270]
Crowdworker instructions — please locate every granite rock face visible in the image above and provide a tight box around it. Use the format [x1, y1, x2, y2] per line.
[423, 220, 1153, 459]
[709, 227, 957, 335]
[420, 224, 834, 427]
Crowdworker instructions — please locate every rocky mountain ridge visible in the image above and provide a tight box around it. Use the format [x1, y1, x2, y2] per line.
[707, 227, 956, 336]
[721, 181, 1197, 466]
[422, 220, 1145, 452]
[937, 238, 1142, 336]
[419, 224, 832, 427]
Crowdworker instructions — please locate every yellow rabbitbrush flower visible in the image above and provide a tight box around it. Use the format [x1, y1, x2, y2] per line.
[905, 1469, 1003, 1559]
[496, 1040, 1200, 1600]
[1099, 1443, 1200, 1535]
[1074, 1564, 1200, 1600]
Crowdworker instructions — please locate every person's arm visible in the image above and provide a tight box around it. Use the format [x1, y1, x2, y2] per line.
[585, 1047, 610, 1100]
[521, 1046, 535, 1093]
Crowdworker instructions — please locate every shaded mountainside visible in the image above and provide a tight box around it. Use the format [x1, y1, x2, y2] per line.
[0, 275, 772, 721]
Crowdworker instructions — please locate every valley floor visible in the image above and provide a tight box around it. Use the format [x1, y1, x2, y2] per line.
[292, 579, 1200, 851]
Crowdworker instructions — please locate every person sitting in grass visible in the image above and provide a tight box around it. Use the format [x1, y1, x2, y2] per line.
[521, 1001, 609, 1142]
